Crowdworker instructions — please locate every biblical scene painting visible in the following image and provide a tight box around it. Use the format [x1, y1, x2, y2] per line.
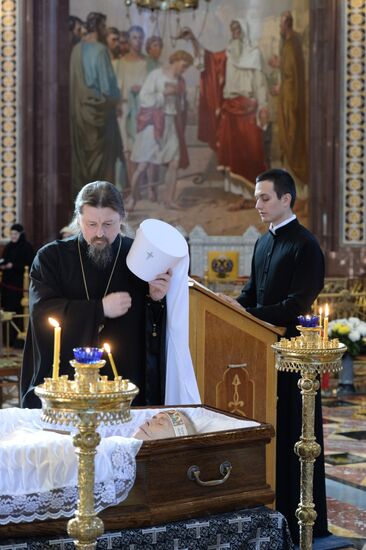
[69, 0, 309, 236]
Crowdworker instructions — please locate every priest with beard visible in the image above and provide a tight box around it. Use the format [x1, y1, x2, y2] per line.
[21, 181, 171, 409]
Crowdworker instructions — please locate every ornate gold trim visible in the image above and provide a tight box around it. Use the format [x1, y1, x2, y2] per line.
[0, 0, 18, 240]
[342, 0, 365, 244]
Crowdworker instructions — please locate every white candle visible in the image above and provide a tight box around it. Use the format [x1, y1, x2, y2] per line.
[104, 343, 118, 379]
[49, 317, 61, 379]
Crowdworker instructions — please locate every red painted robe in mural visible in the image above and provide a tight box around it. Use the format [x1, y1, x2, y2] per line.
[198, 49, 267, 186]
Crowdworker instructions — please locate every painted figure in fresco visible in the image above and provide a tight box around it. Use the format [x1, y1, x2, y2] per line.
[182, 19, 269, 207]
[145, 35, 164, 201]
[114, 25, 147, 181]
[269, 11, 308, 186]
[119, 31, 130, 58]
[107, 28, 129, 194]
[145, 35, 164, 73]
[68, 15, 83, 48]
[106, 27, 121, 63]
[126, 51, 193, 211]
[69, 12, 123, 195]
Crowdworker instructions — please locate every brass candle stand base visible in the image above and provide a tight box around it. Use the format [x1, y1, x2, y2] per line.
[272, 327, 346, 550]
[35, 358, 139, 550]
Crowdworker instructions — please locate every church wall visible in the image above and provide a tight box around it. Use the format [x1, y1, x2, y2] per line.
[1, 0, 365, 278]
[309, 0, 366, 278]
[68, 0, 311, 239]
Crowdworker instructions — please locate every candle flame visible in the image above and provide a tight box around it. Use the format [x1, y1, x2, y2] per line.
[103, 343, 111, 354]
[324, 303, 329, 317]
[48, 317, 60, 328]
[319, 307, 323, 315]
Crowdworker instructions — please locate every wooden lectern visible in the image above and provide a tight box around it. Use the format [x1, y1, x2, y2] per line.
[189, 279, 285, 492]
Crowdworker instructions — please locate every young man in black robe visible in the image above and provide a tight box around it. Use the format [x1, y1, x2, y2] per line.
[221, 168, 327, 544]
[21, 181, 171, 409]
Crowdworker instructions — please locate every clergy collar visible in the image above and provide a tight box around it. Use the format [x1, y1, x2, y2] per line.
[269, 214, 297, 235]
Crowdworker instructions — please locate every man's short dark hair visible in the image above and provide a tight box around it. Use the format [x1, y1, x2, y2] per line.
[68, 15, 83, 33]
[107, 26, 120, 37]
[74, 181, 125, 219]
[256, 168, 296, 208]
[86, 12, 106, 34]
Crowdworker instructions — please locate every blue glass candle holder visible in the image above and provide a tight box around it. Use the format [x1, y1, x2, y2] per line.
[297, 315, 319, 328]
[73, 347, 104, 364]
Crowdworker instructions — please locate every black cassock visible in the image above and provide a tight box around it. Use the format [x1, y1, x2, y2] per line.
[1, 234, 34, 312]
[21, 235, 166, 409]
[237, 219, 328, 544]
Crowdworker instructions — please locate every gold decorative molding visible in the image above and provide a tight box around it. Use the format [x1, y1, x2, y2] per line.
[341, 0, 365, 244]
[0, 0, 17, 241]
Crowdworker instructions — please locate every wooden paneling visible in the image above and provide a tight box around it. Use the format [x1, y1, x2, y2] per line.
[189, 280, 284, 492]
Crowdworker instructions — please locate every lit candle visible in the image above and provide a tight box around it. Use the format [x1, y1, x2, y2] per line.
[103, 343, 118, 379]
[323, 304, 329, 342]
[49, 317, 61, 379]
[318, 307, 323, 329]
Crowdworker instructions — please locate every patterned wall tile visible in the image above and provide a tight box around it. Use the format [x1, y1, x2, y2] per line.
[0, 0, 17, 241]
[341, 0, 366, 244]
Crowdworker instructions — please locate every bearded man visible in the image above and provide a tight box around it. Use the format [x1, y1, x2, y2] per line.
[21, 181, 171, 408]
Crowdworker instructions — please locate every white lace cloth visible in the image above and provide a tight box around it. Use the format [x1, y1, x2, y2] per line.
[0, 408, 142, 525]
[0, 407, 259, 525]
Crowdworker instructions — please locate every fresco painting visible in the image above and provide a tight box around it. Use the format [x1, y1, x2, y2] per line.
[69, 0, 309, 236]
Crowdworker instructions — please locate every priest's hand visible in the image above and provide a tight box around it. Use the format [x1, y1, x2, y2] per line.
[149, 269, 172, 302]
[103, 292, 132, 318]
[216, 292, 244, 309]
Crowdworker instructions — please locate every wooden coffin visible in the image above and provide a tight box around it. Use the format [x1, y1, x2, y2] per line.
[0, 405, 275, 539]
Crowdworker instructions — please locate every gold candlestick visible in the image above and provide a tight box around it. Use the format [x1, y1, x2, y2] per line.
[272, 327, 346, 550]
[35, 350, 139, 550]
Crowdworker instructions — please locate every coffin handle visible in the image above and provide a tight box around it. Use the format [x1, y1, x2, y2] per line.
[187, 461, 232, 486]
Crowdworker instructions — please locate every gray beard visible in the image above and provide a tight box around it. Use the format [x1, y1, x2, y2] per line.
[87, 240, 113, 269]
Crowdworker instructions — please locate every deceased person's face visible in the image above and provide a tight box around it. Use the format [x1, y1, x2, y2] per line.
[133, 410, 191, 440]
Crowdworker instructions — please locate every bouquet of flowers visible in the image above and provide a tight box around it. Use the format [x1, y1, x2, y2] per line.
[328, 317, 366, 357]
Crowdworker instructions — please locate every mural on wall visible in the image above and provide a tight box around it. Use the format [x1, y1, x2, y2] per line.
[68, 0, 310, 236]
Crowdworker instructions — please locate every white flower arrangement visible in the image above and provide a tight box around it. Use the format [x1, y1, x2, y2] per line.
[328, 316, 366, 357]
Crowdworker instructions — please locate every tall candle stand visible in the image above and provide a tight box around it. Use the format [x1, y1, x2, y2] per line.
[35, 348, 138, 550]
[272, 327, 346, 550]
